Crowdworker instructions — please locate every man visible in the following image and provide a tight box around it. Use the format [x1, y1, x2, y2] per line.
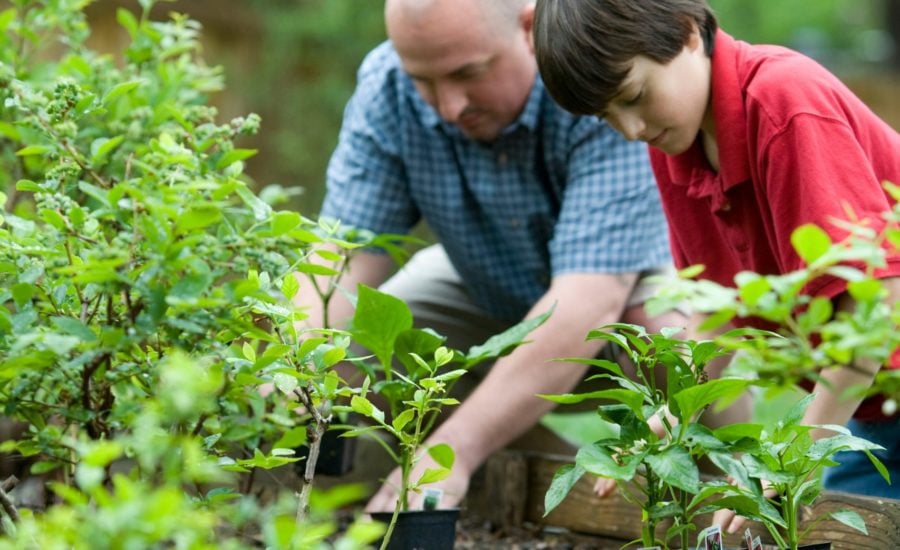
[297, 0, 679, 511]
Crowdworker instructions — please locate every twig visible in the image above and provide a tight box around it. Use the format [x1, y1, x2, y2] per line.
[0, 477, 20, 527]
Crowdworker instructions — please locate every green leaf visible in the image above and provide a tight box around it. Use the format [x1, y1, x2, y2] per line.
[351, 285, 413, 370]
[15, 145, 49, 157]
[40, 208, 67, 230]
[297, 337, 328, 360]
[90, 136, 125, 165]
[391, 409, 415, 432]
[271, 211, 302, 235]
[538, 389, 644, 417]
[645, 445, 700, 493]
[102, 80, 142, 106]
[216, 148, 258, 170]
[395, 328, 446, 378]
[274, 427, 307, 450]
[52, 317, 96, 342]
[847, 279, 884, 303]
[466, 307, 552, 366]
[116, 8, 140, 38]
[242, 342, 257, 362]
[678, 264, 706, 279]
[0, 121, 19, 141]
[273, 372, 298, 395]
[415, 467, 450, 486]
[83, 441, 124, 467]
[544, 463, 585, 516]
[427, 443, 454, 469]
[830, 509, 867, 534]
[673, 377, 751, 421]
[294, 263, 340, 276]
[737, 272, 771, 307]
[791, 223, 832, 264]
[176, 206, 222, 232]
[575, 443, 639, 480]
[782, 393, 816, 428]
[15, 180, 43, 192]
[350, 395, 377, 420]
[30, 461, 61, 475]
[280, 274, 300, 300]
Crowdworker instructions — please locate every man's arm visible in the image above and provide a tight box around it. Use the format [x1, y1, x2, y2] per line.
[366, 271, 639, 511]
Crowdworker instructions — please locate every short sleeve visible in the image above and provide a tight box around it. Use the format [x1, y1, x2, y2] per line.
[320, 46, 420, 236]
[550, 120, 672, 275]
[758, 114, 900, 298]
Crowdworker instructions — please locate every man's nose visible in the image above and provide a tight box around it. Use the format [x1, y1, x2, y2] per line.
[434, 82, 467, 123]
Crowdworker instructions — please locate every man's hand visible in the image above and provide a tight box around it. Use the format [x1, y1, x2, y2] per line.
[365, 452, 471, 512]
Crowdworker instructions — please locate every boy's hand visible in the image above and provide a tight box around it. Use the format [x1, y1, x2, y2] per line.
[592, 476, 617, 498]
[712, 478, 777, 534]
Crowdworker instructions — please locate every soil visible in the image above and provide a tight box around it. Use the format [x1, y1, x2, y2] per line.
[455, 515, 624, 549]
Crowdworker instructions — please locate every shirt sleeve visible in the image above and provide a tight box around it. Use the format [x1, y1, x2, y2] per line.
[550, 119, 672, 275]
[758, 113, 900, 298]
[320, 50, 419, 236]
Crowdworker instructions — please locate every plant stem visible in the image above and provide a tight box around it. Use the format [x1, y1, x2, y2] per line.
[294, 385, 329, 523]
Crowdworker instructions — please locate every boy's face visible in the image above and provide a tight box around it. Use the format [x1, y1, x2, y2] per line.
[388, 0, 537, 142]
[600, 29, 712, 156]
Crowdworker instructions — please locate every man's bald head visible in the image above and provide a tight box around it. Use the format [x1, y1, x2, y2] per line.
[385, 0, 531, 38]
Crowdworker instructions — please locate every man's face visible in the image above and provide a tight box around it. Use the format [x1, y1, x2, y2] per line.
[388, 2, 537, 142]
[600, 31, 712, 156]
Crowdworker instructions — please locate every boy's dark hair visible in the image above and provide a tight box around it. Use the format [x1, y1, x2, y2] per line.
[534, 0, 717, 116]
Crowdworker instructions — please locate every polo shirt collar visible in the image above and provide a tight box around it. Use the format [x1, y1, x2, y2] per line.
[667, 30, 751, 210]
[410, 73, 542, 138]
[710, 30, 751, 191]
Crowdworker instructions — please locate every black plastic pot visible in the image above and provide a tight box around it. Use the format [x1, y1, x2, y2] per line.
[293, 426, 356, 476]
[370, 509, 459, 550]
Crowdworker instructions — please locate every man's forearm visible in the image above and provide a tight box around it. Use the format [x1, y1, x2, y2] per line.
[426, 272, 637, 474]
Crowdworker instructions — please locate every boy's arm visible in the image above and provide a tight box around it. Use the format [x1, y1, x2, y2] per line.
[803, 276, 900, 436]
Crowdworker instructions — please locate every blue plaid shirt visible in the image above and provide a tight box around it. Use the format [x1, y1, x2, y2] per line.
[322, 42, 671, 321]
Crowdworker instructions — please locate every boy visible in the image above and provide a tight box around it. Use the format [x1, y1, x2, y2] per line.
[533, 0, 900, 508]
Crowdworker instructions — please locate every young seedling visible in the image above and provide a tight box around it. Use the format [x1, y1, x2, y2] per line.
[541, 324, 751, 549]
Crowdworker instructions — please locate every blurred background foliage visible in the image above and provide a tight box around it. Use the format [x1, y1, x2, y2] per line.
[84, 0, 900, 217]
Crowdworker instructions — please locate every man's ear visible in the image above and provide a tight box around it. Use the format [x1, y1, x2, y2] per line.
[522, 1, 536, 52]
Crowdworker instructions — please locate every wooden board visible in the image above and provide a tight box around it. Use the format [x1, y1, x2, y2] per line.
[466, 451, 900, 550]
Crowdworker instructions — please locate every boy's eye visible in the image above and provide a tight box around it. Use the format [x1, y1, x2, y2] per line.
[625, 90, 643, 105]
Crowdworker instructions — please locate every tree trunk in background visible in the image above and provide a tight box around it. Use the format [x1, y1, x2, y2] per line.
[890, 0, 900, 70]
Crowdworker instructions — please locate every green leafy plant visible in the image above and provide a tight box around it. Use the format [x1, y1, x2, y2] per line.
[541, 324, 752, 549]
[695, 393, 887, 549]
[337, 284, 551, 549]
[637, 186, 900, 548]
[0, 0, 386, 546]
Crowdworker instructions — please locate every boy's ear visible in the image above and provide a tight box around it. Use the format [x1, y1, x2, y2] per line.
[687, 21, 704, 53]
[522, 2, 536, 52]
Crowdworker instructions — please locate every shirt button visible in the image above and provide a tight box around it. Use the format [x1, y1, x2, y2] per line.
[509, 218, 521, 228]
[720, 202, 731, 212]
[497, 152, 508, 166]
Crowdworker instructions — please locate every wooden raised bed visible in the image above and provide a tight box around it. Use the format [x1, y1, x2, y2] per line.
[465, 450, 900, 549]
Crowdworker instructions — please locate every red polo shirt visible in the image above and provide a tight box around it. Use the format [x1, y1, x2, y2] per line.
[650, 30, 900, 420]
